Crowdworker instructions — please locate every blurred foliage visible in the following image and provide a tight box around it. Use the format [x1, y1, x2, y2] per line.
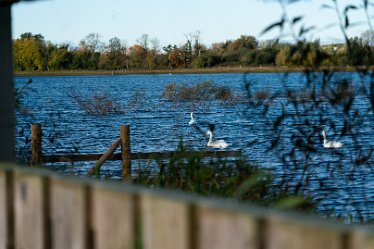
[244, 0, 374, 222]
[134, 141, 314, 211]
[14, 78, 33, 109]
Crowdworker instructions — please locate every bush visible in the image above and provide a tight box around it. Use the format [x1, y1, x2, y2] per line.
[70, 91, 124, 115]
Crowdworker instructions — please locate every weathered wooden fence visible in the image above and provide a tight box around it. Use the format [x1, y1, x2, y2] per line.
[0, 163, 374, 249]
[30, 124, 241, 179]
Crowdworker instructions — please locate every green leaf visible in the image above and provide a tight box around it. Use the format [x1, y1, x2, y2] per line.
[345, 15, 350, 28]
[261, 17, 285, 35]
[320, 4, 333, 10]
[235, 174, 266, 197]
[299, 26, 316, 37]
[344, 5, 358, 15]
[274, 196, 307, 209]
[292, 16, 303, 25]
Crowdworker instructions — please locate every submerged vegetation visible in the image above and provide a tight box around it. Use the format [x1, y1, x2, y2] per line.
[70, 91, 125, 115]
[162, 80, 234, 102]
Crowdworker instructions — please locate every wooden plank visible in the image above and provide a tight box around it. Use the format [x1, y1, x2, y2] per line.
[86, 138, 121, 176]
[141, 194, 190, 249]
[0, 170, 8, 249]
[348, 229, 374, 249]
[42, 153, 122, 163]
[31, 124, 42, 165]
[50, 178, 88, 249]
[42, 150, 241, 163]
[14, 173, 46, 249]
[196, 205, 259, 249]
[121, 125, 131, 181]
[91, 186, 135, 249]
[131, 150, 241, 160]
[264, 216, 344, 249]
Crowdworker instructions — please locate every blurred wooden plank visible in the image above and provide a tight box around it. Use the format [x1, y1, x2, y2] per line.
[14, 173, 46, 249]
[91, 186, 135, 249]
[348, 229, 374, 249]
[141, 194, 190, 249]
[264, 216, 343, 249]
[0, 170, 8, 249]
[50, 178, 88, 249]
[0, 2, 15, 162]
[196, 205, 259, 249]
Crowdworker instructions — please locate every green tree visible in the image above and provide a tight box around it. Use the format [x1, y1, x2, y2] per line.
[100, 37, 127, 70]
[48, 44, 72, 70]
[13, 33, 47, 71]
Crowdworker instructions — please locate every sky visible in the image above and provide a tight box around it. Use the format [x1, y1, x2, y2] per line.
[11, 0, 371, 48]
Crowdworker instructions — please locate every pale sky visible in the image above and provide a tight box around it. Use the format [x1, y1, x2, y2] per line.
[12, 0, 371, 47]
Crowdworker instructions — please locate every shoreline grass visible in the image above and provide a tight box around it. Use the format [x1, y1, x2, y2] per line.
[13, 66, 358, 76]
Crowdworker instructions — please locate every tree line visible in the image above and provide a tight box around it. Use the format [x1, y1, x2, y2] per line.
[13, 31, 374, 71]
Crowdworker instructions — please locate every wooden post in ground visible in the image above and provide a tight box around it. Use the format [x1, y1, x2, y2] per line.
[31, 124, 42, 165]
[120, 125, 131, 182]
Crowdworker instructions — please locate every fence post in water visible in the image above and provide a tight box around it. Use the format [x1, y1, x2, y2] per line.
[31, 124, 42, 165]
[120, 125, 131, 181]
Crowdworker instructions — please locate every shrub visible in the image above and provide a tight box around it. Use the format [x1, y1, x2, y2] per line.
[70, 91, 124, 115]
[162, 80, 234, 102]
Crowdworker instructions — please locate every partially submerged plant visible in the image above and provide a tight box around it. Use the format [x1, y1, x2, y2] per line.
[70, 91, 124, 115]
[162, 80, 234, 102]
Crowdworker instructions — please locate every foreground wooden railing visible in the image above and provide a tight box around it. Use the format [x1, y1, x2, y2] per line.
[0, 163, 374, 249]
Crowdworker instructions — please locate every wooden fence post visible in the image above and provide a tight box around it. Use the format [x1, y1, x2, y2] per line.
[120, 125, 131, 181]
[31, 124, 42, 165]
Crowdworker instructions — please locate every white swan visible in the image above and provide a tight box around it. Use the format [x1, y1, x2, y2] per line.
[189, 112, 196, 125]
[207, 130, 229, 149]
[322, 130, 343, 149]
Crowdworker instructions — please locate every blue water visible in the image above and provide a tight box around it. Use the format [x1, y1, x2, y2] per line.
[15, 72, 374, 223]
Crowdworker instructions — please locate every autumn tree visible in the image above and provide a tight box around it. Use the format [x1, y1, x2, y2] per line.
[71, 33, 103, 70]
[13, 32, 47, 70]
[48, 44, 73, 70]
[99, 37, 127, 70]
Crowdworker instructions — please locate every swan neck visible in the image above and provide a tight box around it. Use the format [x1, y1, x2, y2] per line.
[208, 131, 213, 142]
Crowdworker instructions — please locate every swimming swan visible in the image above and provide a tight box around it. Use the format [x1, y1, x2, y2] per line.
[189, 112, 196, 125]
[322, 130, 343, 149]
[207, 130, 229, 149]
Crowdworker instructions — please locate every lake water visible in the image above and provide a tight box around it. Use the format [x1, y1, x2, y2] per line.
[15, 72, 374, 223]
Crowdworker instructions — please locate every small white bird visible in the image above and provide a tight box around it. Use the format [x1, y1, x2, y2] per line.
[207, 130, 229, 149]
[322, 130, 343, 149]
[189, 112, 196, 125]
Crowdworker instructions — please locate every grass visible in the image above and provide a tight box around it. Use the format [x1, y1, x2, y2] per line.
[14, 65, 361, 77]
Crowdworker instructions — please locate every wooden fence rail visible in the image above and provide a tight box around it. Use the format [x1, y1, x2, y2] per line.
[0, 163, 373, 249]
[31, 124, 241, 179]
